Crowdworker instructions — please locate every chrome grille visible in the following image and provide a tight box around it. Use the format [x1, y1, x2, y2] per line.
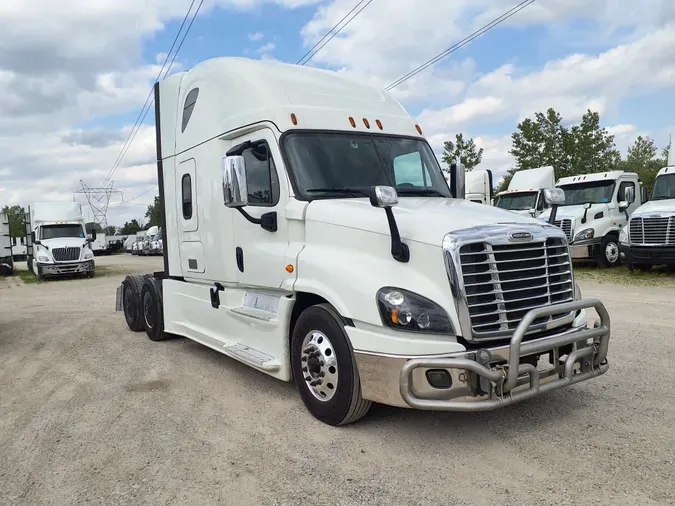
[629, 216, 675, 245]
[553, 218, 573, 241]
[52, 247, 80, 262]
[459, 237, 574, 340]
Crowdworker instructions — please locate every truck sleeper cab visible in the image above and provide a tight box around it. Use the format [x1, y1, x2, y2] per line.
[540, 171, 645, 268]
[620, 163, 675, 270]
[464, 169, 493, 205]
[116, 57, 611, 426]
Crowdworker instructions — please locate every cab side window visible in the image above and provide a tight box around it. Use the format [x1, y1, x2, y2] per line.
[242, 141, 280, 206]
[618, 181, 635, 202]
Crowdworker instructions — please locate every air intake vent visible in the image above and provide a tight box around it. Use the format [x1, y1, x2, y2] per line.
[553, 218, 573, 241]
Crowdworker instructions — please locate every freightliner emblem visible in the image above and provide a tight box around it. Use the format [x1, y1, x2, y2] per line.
[509, 231, 533, 242]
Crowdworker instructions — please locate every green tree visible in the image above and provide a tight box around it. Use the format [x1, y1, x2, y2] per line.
[120, 219, 142, 235]
[145, 196, 161, 228]
[2, 205, 26, 237]
[566, 111, 620, 173]
[104, 225, 118, 235]
[616, 135, 667, 195]
[441, 133, 484, 171]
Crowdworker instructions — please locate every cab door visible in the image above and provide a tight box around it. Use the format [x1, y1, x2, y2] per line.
[229, 128, 289, 289]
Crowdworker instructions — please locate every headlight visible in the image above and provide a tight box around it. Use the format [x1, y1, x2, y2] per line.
[84, 251, 93, 259]
[377, 287, 454, 334]
[619, 227, 628, 244]
[574, 282, 582, 301]
[37, 255, 50, 263]
[574, 228, 594, 241]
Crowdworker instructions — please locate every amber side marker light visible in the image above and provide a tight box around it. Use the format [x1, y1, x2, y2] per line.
[290, 113, 298, 125]
[285, 264, 294, 273]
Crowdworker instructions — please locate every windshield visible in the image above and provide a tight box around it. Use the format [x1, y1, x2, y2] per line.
[40, 224, 84, 240]
[282, 132, 451, 198]
[651, 174, 675, 200]
[496, 192, 537, 211]
[558, 180, 615, 206]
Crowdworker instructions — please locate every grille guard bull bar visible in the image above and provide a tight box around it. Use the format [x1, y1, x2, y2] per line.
[399, 298, 610, 412]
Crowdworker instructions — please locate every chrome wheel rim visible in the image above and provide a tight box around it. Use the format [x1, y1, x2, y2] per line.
[301, 331, 338, 402]
[605, 241, 619, 264]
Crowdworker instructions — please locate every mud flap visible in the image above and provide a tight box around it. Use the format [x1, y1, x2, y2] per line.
[115, 284, 123, 312]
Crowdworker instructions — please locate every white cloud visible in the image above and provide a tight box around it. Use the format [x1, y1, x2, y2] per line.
[249, 31, 264, 41]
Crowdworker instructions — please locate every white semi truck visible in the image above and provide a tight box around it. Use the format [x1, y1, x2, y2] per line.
[116, 57, 611, 426]
[464, 169, 493, 205]
[25, 202, 97, 280]
[541, 171, 646, 267]
[0, 210, 13, 276]
[620, 139, 675, 270]
[495, 166, 556, 218]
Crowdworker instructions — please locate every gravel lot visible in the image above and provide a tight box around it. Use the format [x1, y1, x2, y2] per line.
[1, 254, 674, 505]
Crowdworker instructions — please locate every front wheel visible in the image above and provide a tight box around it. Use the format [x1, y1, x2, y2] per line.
[596, 235, 620, 268]
[291, 304, 371, 426]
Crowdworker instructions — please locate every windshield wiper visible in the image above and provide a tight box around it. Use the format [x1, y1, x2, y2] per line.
[306, 188, 369, 197]
[395, 188, 447, 197]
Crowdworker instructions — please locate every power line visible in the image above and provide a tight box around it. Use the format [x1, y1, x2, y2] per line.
[102, 0, 204, 187]
[297, 0, 375, 66]
[385, 0, 536, 91]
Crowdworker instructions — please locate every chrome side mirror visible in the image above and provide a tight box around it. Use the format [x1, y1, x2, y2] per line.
[222, 155, 248, 208]
[543, 188, 565, 206]
[450, 162, 466, 199]
[528, 208, 536, 217]
[624, 185, 635, 204]
[583, 202, 591, 210]
[369, 186, 398, 208]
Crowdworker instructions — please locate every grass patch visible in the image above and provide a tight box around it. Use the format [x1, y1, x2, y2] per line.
[573, 263, 675, 287]
[14, 265, 127, 284]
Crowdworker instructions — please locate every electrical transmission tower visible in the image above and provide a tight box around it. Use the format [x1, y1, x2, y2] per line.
[75, 181, 121, 229]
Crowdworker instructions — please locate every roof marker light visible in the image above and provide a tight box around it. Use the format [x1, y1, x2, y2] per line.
[290, 113, 298, 125]
[349, 117, 356, 128]
[363, 118, 370, 129]
[376, 119, 383, 130]
[415, 124, 423, 135]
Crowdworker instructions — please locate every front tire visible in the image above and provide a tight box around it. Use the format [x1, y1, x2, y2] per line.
[291, 304, 371, 426]
[597, 235, 620, 268]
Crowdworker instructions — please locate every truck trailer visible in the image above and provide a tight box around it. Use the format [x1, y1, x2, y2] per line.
[0, 210, 13, 276]
[26, 202, 97, 280]
[116, 57, 611, 426]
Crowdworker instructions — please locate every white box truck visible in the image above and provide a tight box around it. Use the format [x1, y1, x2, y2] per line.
[620, 137, 675, 270]
[540, 171, 646, 267]
[25, 202, 96, 280]
[115, 57, 611, 426]
[464, 169, 493, 205]
[0, 210, 13, 276]
[495, 166, 556, 218]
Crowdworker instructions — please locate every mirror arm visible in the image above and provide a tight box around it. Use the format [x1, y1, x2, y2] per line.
[581, 209, 588, 224]
[548, 204, 558, 225]
[384, 207, 409, 263]
[236, 208, 277, 233]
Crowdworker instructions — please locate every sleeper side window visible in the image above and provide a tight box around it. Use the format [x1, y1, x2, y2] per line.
[242, 141, 280, 206]
[181, 88, 199, 133]
[181, 174, 192, 219]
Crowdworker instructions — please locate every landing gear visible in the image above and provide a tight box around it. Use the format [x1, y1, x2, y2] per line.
[291, 304, 371, 426]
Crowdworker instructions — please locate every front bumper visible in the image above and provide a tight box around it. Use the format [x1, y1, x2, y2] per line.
[619, 243, 675, 265]
[38, 259, 94, 276]
[569, 238, 602, 260]
[354, 299, 610, 412]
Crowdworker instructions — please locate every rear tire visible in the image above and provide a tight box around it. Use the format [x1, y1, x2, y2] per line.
[291, 303, 371, 426]
[122, 274, 147, 332]
[141, 277, 169, 341]
[596, 235, 620, 268]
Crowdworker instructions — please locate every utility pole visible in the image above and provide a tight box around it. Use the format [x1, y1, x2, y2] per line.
[75, 180, 121, 229]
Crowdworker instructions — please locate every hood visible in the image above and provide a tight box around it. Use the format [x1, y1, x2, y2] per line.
[39, 237, 88, 249]
[539, 203, 610, 223]
[632, 199, 675, 216]
[305, 197, 545, 246]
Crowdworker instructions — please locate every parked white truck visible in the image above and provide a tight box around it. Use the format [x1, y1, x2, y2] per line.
[464, 169, 493, 205]
[0, 210, 13, 276]
[541, 171, 646, 267]
[495, 166, 555, 218]
[25, 202, 97, 280]
[620, 142, 675, 270]
[116, 57, 611, 426]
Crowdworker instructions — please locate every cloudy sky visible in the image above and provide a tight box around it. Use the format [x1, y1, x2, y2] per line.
[1, 0, 674, 226]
